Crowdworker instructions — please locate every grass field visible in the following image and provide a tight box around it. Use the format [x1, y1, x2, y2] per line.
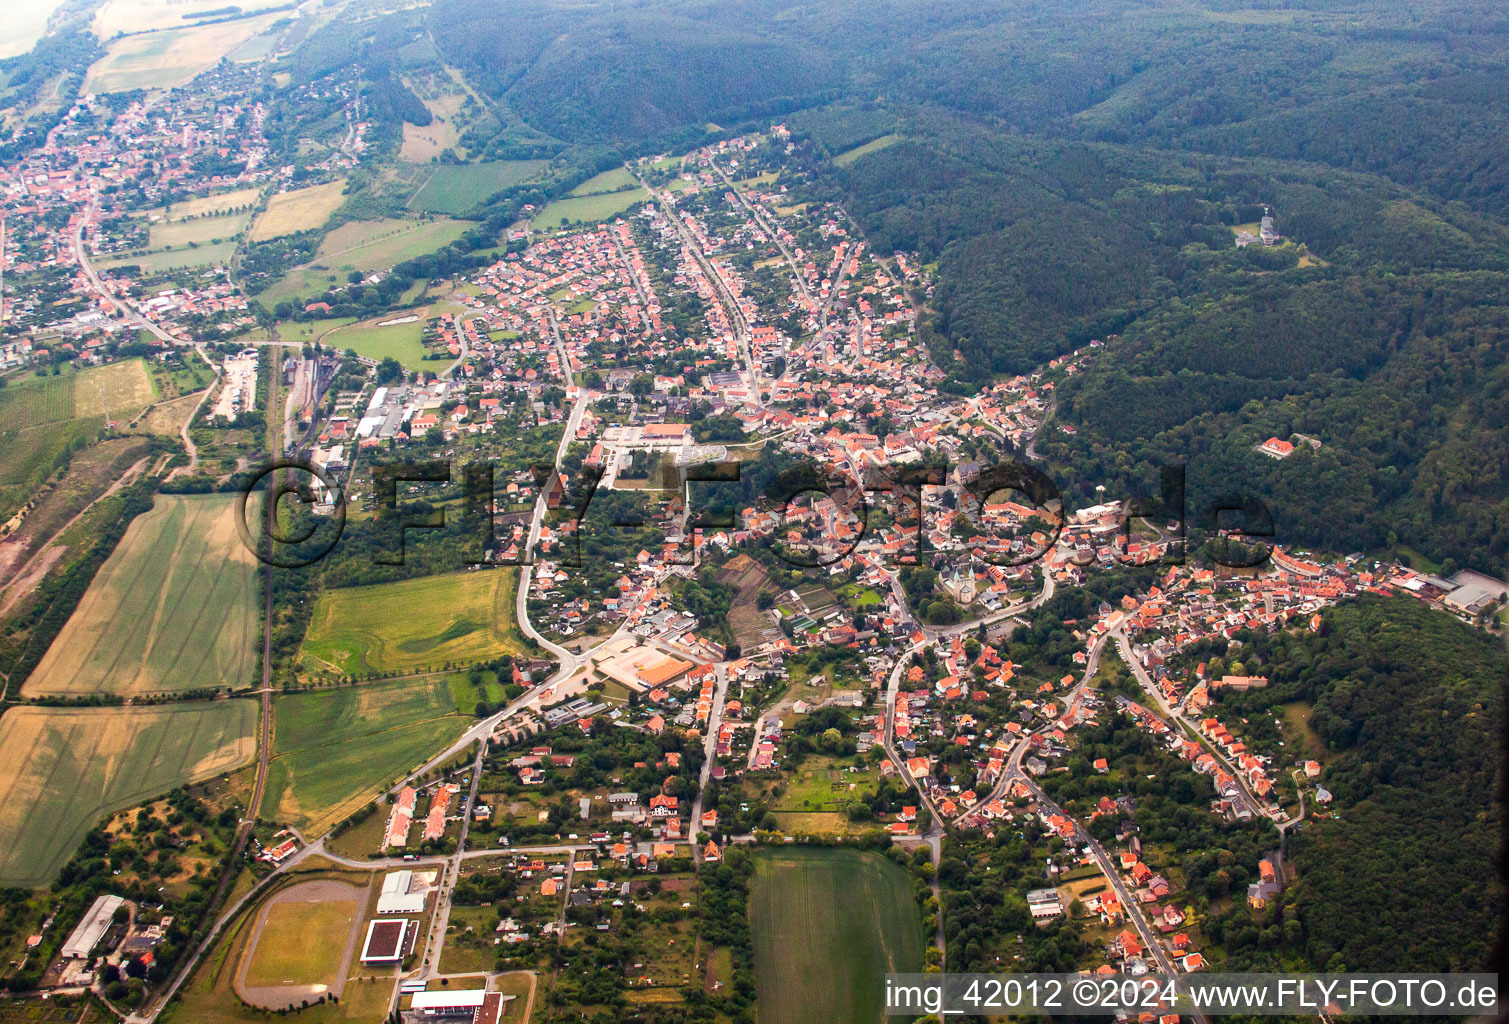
[148, 211, 251, 249]
[0, 702, 257, 886]
[250, 181, 347, 241]
[832, 134, 902, 167]
[84, 16, 276, 92]
[155, 187, 263, 222]
[258, 218, 469, 307]
[21, 494, 260, 697]
[260, 678, 470, 832]
[99, 240, 238, 273]
[399, 88, 464, 162]
[531, 187, 647, 230]
[0, 360, 157, 521]
[320, 318, 427, 370]
[749, 847, 923, 1024]
[409, 160, 550, 214]
[242, 888, 358, 989]
[300, 569, 527, 679]
[570, 167, 637, 195]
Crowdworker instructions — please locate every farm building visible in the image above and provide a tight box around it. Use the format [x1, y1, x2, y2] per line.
[62, 894, 125, 959]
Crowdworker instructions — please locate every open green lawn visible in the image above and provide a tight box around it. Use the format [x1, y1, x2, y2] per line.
[258, 218, 469, 307]
[98, 240, 237, 273]
[148, 211, 251, 249]
[22, 494, 260, 697]
[320, 319, 427, 370]
[409, 160, 550, 214]
[260, 677, 470, 833]
[570, 167, 637, 195]
[832, 133, 902, 167]
[531, 187, 648, 230]
[300, 569, 528, 680]
[0, 702, 257, 886]
[749, 847, 924, 1024]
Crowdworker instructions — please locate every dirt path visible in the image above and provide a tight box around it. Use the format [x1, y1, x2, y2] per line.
[0, 454, 149, 617]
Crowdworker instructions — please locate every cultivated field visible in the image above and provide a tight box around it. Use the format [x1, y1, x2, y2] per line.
[258, 218, 468, 306]
[749, 847, 924, 1024]
[259, 678, 469, 832]
[300, 569, 526, 678]
[0, 702, 257, 886]
[531, 187, 647, 230]
[93, 0, 290, 36]
[84, 17, 277, 92]
[408, 160, 550, 214]
[21, 494, 260, 697]
[249, 180, 348, 241]
[0, 360, 156, 521]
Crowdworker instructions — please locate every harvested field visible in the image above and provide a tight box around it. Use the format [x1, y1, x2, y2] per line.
[250, 181, 347, 241]
[0, 702, 257, 886]
[21, 494, 260, 697]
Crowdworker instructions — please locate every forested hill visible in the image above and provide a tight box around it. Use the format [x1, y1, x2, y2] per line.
[427, 0, 1509, 219]
[1209, 596, 1504, 972]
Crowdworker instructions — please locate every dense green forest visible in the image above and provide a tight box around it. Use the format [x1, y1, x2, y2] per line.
[1208, 596, 1504, 972]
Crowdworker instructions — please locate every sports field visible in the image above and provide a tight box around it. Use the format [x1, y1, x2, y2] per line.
[259, 677, 469, 832]
[241, 883, 359, 990]
[21, 494, 260, 697]
[0, 702, 257, 886]
[408, 160, 549, 214]
[250, 180, 348, 241]
[531, 187, 648, 230]
[300, 569, 526, 679]
[749, 847, 924, 1024]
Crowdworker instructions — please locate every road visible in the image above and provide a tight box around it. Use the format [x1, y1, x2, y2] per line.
[1112, 626, 1276, 824]
[688, 661, 731, 834]
[633, 169, 763, 407]
[417, 740, 488, 979]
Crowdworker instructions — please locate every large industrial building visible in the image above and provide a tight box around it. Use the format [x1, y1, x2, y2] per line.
[62, 894, 125, 960]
